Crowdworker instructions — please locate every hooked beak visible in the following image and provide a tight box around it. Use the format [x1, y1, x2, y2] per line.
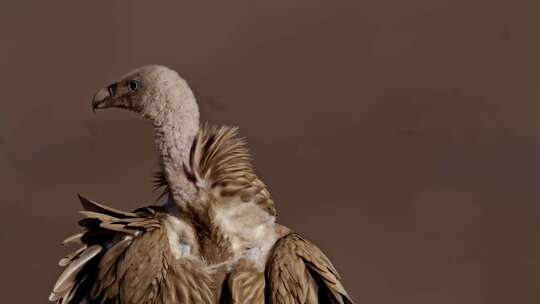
[92, 83, 118, 112]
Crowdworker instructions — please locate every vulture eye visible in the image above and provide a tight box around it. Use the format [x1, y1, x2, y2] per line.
[128, 80, 139, 92]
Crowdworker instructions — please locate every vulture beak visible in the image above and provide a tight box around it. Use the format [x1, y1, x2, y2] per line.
[92, 83, 119, 112]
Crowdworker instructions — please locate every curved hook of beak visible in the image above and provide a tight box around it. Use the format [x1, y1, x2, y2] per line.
[92, 87, 113, 113]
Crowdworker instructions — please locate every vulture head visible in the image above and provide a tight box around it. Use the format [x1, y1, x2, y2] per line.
[92, 65, 199, 126]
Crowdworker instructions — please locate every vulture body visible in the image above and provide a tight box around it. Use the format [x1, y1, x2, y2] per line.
[52, 65, 353, 303]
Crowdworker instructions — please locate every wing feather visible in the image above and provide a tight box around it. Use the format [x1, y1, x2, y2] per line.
[77, 193, 137, 218]
[50, 195, 215, 304]
[50, 245, 102, 301]
[265, 233, 354, 304]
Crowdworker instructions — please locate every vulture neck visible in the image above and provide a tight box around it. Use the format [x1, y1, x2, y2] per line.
[152, 100, 199, 210]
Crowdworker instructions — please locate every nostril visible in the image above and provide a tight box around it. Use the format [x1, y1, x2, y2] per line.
[107, 83, 118, 96]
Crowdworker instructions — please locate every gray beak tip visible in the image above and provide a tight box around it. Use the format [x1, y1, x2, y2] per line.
[91, 87, 111, 113]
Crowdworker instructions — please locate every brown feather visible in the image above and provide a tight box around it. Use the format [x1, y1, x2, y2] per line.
[50, 197, 216, 304]
[227, 259, 266, 304]
[265, 233, 354, 304]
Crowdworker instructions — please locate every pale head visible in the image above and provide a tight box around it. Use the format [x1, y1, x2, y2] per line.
[92, 65, 199, 126]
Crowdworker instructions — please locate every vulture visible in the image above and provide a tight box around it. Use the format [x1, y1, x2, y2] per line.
[51, 65, 353, 303]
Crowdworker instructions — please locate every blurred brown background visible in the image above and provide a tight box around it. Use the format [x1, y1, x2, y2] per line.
[1, 0, 539, 303]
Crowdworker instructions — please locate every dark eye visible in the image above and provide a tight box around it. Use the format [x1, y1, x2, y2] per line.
[128, 80, 139, 92]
